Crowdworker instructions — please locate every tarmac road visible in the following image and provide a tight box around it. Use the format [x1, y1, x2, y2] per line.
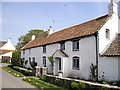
[0, 63, 39, 90]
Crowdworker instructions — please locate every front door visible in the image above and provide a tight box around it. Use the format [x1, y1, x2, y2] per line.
[54, 57, 61, 76]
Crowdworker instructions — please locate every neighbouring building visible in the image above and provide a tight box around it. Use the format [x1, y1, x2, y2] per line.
[0, 38, 16, 63]
[21, 0, 120, 81]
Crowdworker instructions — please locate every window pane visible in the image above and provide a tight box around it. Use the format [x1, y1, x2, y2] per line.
[59, 59, 61, 70]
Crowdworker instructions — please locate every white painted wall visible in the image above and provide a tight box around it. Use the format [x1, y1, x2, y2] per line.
[99, 57, 119, 81]
[98, 14, 118, 54]
[21, 35, 96, 80]
[0, 51, 13, 62]
[0, 39, 15, 50]
[118, 57, 120, 80]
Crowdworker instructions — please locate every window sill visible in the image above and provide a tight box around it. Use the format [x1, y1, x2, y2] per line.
[72, 68, 80, 70]
[73, 50, 79, 51]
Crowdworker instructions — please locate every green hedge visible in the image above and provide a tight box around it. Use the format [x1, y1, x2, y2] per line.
[2, 66, 24, 77]
[8, 65, 33, 76]
[23, 77, 65, 89]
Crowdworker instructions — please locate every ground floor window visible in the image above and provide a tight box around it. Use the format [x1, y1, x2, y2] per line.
[72, 56, 80, 70]
[43, 56, 46, 67]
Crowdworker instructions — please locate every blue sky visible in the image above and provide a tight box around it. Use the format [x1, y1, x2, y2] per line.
[1, 1, 118, 45]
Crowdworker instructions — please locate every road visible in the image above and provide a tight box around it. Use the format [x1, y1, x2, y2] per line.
[0, 63, 39, 89]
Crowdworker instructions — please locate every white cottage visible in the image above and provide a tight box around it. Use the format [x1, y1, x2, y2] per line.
[21, 0, 120, 81]
[0, 38, 16, 63]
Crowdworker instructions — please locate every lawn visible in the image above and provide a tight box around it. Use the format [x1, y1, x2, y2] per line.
[2, 66, 24, 77]
[23, 77, 66, 90]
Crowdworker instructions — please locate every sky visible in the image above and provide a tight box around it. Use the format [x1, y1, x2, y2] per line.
[0, 0, 119, 45]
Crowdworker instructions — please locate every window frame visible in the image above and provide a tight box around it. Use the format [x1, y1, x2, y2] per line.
[73, 40, 79, 51]
[43, 45, 46, 53]
[43, 56, 46, 67]
[72, 56, 80, 70]
[105, 29, 110, 40]
[60, 42, 65, 50]
[29, 48, 31, 54]
[59, 58, 61, 70]
[23, 50, 25, 55]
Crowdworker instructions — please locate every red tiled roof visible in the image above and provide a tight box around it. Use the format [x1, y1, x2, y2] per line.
[102, 34, 120, 56]
[22, 15, 109, 50]
[0, 41, 7, 47]
[0, 49, 15, 55]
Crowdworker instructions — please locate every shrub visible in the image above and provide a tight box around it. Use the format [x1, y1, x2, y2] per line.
[25, 60, 28, 65]
[39, 75, 46, 81]
[100, 86, 109, 90]
[79, 82, 86, 88]
[11, 51, 21, 66]
[54, 78, 63, 85]
[71, 82, 80, 90]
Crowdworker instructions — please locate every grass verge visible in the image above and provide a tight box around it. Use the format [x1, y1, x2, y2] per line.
[23, 77, 66, 90]
[2, 66, 24, 77]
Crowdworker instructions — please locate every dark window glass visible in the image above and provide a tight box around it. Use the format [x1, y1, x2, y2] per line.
[23, 50, 25, 55]
[33, 57, 35, 62]
[29, 49, 31, 54]
[29, 57, 31, 63]
[59, 58, 61, 70]
[106, 29, 110, 39]
[43, 57, 46, 67]
[43, 46, 46, 53]
[72, 57, 79, 70]
[60, 42, 65, 50]
[73, 40, 79, 51]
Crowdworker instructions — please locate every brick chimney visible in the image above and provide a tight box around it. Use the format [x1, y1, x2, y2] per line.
[108, 0, 118, 16]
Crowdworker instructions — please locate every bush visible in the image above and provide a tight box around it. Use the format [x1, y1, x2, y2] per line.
[79, 82, 86, 88]
[54, 78, 63, 85]
[25, 60, 28, 65]
[11, 51, 21, 66]
[11, 66, 33, 76]
[39, 75, 46, 81]
[71, 82, 80, 90]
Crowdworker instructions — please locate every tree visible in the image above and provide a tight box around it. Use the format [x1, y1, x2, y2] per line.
[11, 51, 21, 66]
[48, 56, 54, 74]
[16, 29, 48, 51]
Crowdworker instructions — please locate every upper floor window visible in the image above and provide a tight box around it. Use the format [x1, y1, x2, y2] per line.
[43, 56, 46, 67]
[106, 29, 110, 39]
[43, 45, 46, 53]
[29, 48, 31, 54]
[72, 56, 80, 70]
[73, 40, 79, 51]
[23, 50, 25, 55]
[60, 42, 65, 50]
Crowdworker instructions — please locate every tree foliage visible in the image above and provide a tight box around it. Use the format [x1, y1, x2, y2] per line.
[48, 56, 54, 74]
[11, 51, 21, 66]
[16, 29, 48, 51]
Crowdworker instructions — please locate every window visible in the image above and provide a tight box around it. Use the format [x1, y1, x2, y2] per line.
[33, 57, 35, 62]
[59, 58, 61, 70]
[106, 29, 110, 39]
[60, 42, 65, 50]
[23, 50, 25, 55]
[73, 40, 79, 51]
[29, 57, 31, 62]
[43, 56, 46, 67]
[43, 45, 46, 53]
[72, 57, 79, 70]
[29, 48, 31, 54]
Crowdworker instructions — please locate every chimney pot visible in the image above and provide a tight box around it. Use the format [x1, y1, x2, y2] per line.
[31, 35, 36, 41]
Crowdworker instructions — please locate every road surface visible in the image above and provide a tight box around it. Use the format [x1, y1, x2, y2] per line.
[0, 63, 39, 89]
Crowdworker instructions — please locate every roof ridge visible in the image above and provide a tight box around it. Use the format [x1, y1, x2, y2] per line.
[22, 14, 109, 50]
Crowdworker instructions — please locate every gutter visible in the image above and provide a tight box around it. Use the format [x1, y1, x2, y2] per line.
[95, 32, 99, 81]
